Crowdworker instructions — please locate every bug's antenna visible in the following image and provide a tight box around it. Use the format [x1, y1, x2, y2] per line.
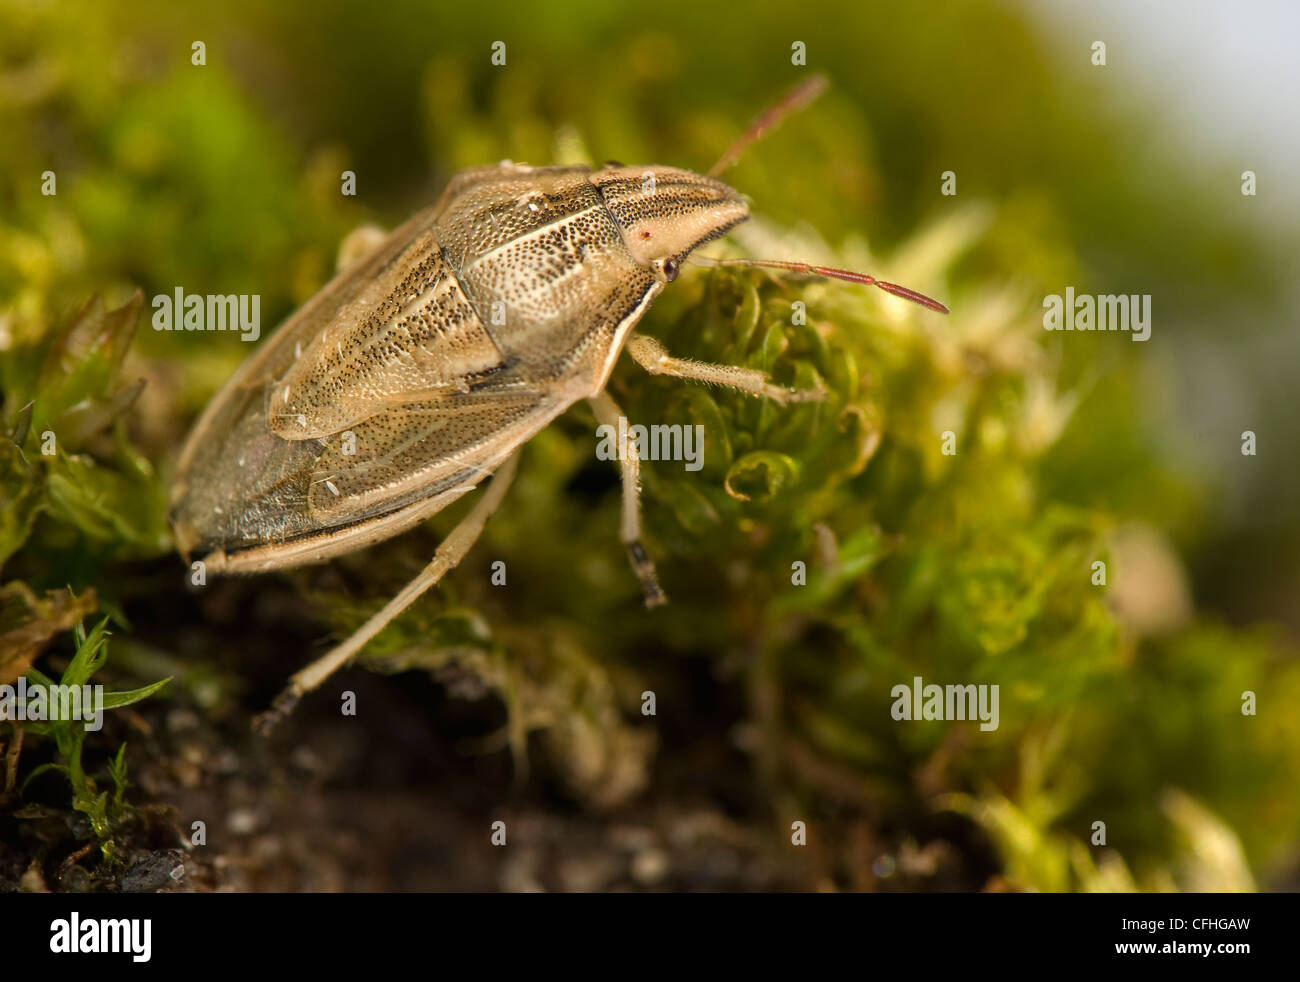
[708, 74, 830, 178]
[691, 256, 950, 314]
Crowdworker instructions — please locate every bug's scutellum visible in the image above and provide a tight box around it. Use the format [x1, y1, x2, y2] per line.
[166, 75, 948, 733]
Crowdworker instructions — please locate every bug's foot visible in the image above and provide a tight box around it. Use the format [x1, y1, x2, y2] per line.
[772, 379, 829, 406]
[252, 685, 302, 737]
[627, 542, 668, 608]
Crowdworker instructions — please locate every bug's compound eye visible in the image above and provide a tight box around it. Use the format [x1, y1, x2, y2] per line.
[662, 257, 680, 283]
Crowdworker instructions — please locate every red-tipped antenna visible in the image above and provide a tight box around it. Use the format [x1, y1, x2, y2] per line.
[708, 74, 830, 178]
[704, 75, 949, 315]
[694, 256, 949, 314]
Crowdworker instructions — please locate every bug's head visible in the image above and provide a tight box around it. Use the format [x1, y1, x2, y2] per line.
[593, 164, 749, 282]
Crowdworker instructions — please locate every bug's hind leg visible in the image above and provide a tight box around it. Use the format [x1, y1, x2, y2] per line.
[335, 223, 389, 272]
[254, 451, 520, 735]
[588, 391, 666, 608]
[625, 333, 826, 406]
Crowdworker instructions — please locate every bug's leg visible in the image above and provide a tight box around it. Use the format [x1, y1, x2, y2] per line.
[625, 333, 826, 406]
[335, 223, 389, 272]
[254, 451, 520, 735]
[588, 390, 667, 608]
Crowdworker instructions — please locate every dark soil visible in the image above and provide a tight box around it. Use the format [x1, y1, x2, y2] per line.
[2, 563, 994, 893]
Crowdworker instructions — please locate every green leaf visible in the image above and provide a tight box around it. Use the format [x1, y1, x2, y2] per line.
[0, 438, 44, 570]
[23, 667, 57, 688]
[45, 452, 171, 556]
[108, 742, 129, 814]
[60, 616, 111, 688]
[724, 450, 799, 503]
[20, 761, 69, 793]
[651, 477, 722, 538]
[33, 293, 142, 430]
[100, 675, 172, 710]
[663, 387, 732, 477]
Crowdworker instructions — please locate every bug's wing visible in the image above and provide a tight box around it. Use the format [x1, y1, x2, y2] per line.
[169, 191, 559, 569]
[265, 163, 597, 441]
[303, 382, 566, 523]
[267, 228, 510, 440]
[172, 162, 625, 572]
[172, 375, 569, 571]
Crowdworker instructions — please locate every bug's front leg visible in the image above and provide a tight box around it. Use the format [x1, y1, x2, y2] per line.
[624, 333, 826, 405]
[253, 450, 521, 735]
[588, 390, 666, 608]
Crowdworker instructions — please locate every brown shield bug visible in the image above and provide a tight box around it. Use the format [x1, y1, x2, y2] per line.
[168, 76, 948, 730]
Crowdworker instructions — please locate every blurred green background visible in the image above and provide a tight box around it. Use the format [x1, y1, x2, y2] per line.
[1, 0, 1297, 891]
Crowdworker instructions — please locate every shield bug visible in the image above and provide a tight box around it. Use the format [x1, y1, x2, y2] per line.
[168, 76, 948, 730]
